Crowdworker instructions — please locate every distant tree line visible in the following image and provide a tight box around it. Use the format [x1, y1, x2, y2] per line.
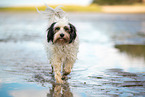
[92, 0, 145, 5]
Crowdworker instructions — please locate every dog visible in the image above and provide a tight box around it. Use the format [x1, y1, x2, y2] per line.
[38, 6, 79, 83]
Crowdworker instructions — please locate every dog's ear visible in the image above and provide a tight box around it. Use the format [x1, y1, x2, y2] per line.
[47, 22, 56, 43]
[69, 23, 77, 43]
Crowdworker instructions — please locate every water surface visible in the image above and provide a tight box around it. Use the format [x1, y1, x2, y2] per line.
[0, 12, 145, 97]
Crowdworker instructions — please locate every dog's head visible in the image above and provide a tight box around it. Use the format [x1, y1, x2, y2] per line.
[47, 20, 76, 44]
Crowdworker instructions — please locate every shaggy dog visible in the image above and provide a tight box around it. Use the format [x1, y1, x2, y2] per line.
[39, 6, 79, 83]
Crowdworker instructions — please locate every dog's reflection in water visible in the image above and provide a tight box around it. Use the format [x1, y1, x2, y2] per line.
[47, 81, 73, 97]
[33, 74, 73, 97]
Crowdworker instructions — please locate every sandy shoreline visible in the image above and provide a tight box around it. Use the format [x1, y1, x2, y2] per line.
[102, 6, 145, 13]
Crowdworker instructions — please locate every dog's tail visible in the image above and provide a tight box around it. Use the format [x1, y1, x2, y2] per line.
[36, 4, 67, 25]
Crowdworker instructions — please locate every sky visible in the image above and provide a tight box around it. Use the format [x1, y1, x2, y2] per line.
[0, 0, 92, 7]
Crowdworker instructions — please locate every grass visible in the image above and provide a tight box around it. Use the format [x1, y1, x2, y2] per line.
[0, 5, 102, 12]
[60, 5, 101, 12]
[0, 7, 35, 11]
[0, 4, 145, 13]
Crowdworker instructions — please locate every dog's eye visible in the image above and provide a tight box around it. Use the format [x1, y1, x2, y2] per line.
[64, 26, 69, 32]
[55, 27, 60, 31]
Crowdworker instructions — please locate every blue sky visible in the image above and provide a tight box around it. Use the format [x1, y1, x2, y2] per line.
[0, 0, 92, 7]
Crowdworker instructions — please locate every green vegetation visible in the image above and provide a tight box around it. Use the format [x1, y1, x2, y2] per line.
[0, 5, 101, 12]
[0, 4, 144, 13]
[60, 5, 101, 12]
[0, 7, 36, 11]
[92, 0, 145, 5]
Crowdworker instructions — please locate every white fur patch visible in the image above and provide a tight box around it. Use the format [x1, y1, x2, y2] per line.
[44, 37, 79, 65]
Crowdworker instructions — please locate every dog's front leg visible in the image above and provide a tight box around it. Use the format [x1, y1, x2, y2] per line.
[63, 58, 75, 76]
[52, 59, 63, 84]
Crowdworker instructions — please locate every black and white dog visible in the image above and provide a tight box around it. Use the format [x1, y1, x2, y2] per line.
[40, 6, 79, 83]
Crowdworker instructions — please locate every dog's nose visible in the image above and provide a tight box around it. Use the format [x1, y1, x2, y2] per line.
[60, 33, 64, 37]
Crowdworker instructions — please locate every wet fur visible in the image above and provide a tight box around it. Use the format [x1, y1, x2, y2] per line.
[45, 22, 79, 84]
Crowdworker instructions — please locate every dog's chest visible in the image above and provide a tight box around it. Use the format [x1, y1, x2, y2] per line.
[47, 38, 79, 62]
[53, 44, 72, 57]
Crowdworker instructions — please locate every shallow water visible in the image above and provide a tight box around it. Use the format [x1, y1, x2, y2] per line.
[0, 12, 145, 97]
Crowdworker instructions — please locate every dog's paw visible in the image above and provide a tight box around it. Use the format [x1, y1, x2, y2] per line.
[63, 69, 71, 76]
[62, 75, 68, 80]
[55, 77, 64, 84]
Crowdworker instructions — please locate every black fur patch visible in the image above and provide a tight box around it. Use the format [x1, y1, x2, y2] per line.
[47, 22, 56, 43]
[69, 23, 77, 43]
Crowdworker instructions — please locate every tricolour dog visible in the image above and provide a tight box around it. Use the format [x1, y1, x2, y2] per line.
[38, 6, 79, 83]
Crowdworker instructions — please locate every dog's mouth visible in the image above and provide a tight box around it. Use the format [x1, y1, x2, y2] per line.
[58, 38, 66, 41]
[54, 37, 69, 44]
